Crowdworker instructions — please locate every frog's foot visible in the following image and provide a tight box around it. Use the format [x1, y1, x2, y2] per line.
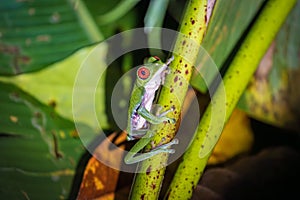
[159, 108, 176, 124]
[166, 56, 174, 65]
[152, 105, 176, 124]
[150, 138, 179, 153]
[161, 68, 170, 84]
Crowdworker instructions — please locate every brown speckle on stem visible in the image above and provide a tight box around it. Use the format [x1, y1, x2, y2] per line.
[174, 76, 178, 83]
[152, 184, 156, 189]
[146, 166, 152, 175]
[176, 69, 182, 74]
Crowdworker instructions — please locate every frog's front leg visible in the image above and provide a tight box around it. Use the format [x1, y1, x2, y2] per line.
[137, 106, 175, 124]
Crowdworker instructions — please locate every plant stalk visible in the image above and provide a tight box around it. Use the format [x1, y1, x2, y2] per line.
[129, 0, 208, 199]
[166, 0, 297, 199]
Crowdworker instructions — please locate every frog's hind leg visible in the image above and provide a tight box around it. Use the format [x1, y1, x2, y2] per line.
[124, 138, 179, 164]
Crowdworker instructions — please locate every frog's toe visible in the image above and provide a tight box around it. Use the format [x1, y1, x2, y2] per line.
[168, 118, 176, 124]
[168, 149, 176, 154]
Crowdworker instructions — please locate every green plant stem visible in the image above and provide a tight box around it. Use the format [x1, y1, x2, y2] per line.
[129, 0, 208, 199]
[97, 0, 140, 25]
[70, 0, 104, 41]
[166, 0, 297, 199]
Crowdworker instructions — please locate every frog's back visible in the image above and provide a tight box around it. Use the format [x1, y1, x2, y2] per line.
[126, 85, 144, 133]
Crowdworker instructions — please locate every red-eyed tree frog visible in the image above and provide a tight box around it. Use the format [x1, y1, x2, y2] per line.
[124, 56, 178, 164]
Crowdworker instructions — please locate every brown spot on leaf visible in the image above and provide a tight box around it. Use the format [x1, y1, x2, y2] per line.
[28, 8, 35, 16]
[19, 55, 31, 64]
[36, 35, 51, 42]
[10, 115, 18, 123]
[48, 99, 57, 108]
[51, 130, 63, 159]
[50, 12, 61, 23]
[0, 44, 20, 54]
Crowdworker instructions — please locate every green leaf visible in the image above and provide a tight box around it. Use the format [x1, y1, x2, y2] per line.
[0, 82, 94, 199]
[238, 1, 300, 130]
[0, 45, 109, 132]
[0, 0, 103, 75]
[190, 0, 265, 92]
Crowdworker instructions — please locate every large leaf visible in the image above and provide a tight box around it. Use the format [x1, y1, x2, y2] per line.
[0, 0, 102, 75]
[0, 0, 109, 198]
[238, 2, 300, 130]
[187, 0, 265, 92]
[0, 44, 109, 132]
[0, 82, 94, 199]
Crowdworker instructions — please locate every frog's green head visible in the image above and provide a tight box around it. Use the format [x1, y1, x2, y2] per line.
[135, 56, 167, 87]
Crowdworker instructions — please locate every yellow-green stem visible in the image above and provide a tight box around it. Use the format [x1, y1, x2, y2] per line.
[129, 0, 208, 199]
[166, 0, 297, 199]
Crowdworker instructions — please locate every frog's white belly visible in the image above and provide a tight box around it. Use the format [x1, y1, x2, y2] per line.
[132, 64, 167, 131]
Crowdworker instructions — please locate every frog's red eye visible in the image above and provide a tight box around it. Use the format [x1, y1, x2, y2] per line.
[137, 67, 150, 80]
